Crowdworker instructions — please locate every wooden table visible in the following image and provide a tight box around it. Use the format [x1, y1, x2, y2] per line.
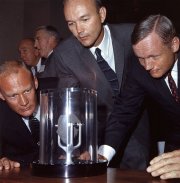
[0, 167, 179, 183]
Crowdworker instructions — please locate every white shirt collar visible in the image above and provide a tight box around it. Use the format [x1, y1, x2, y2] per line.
[22, 105, 40, 121]
[172, 59, 178, 72]
[90, 25, 110, 58]
[48, 50, 53, 57]
[36, 58, 42, 72]
[22, 105, 40, 131]
[165, 59, 178, 87]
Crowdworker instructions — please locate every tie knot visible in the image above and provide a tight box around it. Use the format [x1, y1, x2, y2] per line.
[29, 115, 39, 123]
[168, 71, 172, 78]
[41, 57, 46, 65]
[29, 116, 39, 128]
[34, 66, 38, 75]
[29, 115, 40, 143]
[95, 48, 102, 57]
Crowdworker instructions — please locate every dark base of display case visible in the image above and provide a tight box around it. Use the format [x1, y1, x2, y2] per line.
[31, 160, 107, 178]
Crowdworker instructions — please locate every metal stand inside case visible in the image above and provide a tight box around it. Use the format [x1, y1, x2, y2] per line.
[32, 88, 107, 178]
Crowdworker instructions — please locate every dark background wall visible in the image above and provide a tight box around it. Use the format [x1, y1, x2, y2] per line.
[0, 0, 179, 60]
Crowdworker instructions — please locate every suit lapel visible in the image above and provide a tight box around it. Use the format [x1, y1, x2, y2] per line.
[3, 103, 32, 141]
[154, 77, 173, 101]
[75, 41, 113, 106]
[38, 52, 53, 76]
[109, 25, 125, 90]
[76, 40, 112, 90]
[112, 37, 124, 89]
[153, 53, 180, 104]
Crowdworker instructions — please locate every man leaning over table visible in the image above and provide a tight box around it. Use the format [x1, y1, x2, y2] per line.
[98, 14, 180, 180]
[51, 0, 150, 169]
[0, 60, 39, 170]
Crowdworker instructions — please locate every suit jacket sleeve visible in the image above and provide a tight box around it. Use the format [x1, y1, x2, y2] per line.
[52, 47, 80, 89]
[104, 60, 146, 151]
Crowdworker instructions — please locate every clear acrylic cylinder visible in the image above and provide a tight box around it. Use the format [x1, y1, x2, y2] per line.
[32, 88, 107, 178]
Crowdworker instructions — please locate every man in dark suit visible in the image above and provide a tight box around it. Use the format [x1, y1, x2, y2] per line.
[18, 38, 41, 76]
[99, 14, 180, 179]
[34, 25, 61, 89]
[0, 60, 39, 170]
[49, 0, 150, 169]
[34, 26, 60, 76]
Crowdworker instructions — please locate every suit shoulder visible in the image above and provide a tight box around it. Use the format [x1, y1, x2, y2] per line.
[54, 36, 78, 53]
[109, 23, 135, 33]
[108, 23, 134, 42]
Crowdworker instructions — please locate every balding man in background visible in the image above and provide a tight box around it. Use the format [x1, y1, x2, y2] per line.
[19, 38, 41, 76]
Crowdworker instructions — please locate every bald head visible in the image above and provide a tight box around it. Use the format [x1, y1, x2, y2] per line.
[19, 38, 40, 66]
[0, 60, 32, 78]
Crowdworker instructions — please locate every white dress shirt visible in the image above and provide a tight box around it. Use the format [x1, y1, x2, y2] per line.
[165, 59, 178, 90]
[22, 106, 40, 132]
[31, 58, 42, 76]
[90, 25, 116, 72]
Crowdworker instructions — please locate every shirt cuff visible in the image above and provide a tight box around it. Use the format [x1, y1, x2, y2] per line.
[98, 145, 116, 163]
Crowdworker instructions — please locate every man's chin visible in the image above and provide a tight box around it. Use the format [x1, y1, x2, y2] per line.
[78, 39, 92, 48]
[149, 70, 163, 78]
[150, 73, 163, 79]
[19, 110, 34, 117]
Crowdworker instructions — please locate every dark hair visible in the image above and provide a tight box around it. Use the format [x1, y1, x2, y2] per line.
[63, 0, 103, 10]
[131, 14, 177, 46]
[94, 0, 103, 9]
[36, 25, 60, 44]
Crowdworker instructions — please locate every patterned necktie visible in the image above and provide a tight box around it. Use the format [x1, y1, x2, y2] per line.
[29, 115, 40, 143]
[95, 48, 119, 95]
[168, 72, 179, 102]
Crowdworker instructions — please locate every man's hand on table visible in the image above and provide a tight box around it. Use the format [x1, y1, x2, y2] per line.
[77, 151, 108, 161]
[0, 157, 20, 170]
[98, 154, 108, 161]
[147, 150, 180, 179]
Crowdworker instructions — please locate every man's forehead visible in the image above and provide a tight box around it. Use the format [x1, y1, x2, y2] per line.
[0, 68, 32, 83]
[0, 75, 32, 94]
[36, 30, 48, 37]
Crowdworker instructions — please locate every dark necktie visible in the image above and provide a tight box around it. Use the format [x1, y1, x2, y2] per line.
[41, 57, 46, 65]
[168, 72, 179, 102]
[95, 48, 119, 95]
[29, 115, 40, 143]
[34, 66, 38, 76]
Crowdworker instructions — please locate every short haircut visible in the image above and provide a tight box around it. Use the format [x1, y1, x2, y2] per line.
[0, 60, 32, 78]
[36, 25, 60, 44]
[63, 0, 104, 10]
[131, 14, 177, 46]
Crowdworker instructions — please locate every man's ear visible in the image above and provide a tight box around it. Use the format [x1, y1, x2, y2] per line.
[34, 76, 39, 90]
[171, 36, 180, 53]
[99, 6, 106, 24]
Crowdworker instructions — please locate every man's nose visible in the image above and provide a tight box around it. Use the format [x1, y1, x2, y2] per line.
[76, 23, 83, 34]
[34, 40, 38, 48]
[20, 53, 25, 60]
[19, 94, 29, 106]
[144, 59, 153, 71]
